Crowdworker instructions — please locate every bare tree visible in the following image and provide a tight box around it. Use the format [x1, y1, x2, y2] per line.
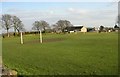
[12, 16, 19, 33]
[32, 21, 42, 32]
[16, 22, 25, 34]
[2, 14, 12, 37]
[12, 16, 25, 35]
[40, 20, 49, 32]
[32, 20, 49, 33]
[56, 20, 73, 32]
[51, 24, 59, 32]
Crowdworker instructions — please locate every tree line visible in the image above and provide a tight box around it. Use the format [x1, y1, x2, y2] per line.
[1, 14, 119, 37]
[1, 14, 73, 37]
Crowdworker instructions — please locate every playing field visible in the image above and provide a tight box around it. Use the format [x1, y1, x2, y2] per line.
[2, 32, 118, 75]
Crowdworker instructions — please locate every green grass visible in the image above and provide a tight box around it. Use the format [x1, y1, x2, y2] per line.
[2, 32, 118, 75]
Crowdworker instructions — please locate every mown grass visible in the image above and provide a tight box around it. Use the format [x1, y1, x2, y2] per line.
[2, 32, 118, 75]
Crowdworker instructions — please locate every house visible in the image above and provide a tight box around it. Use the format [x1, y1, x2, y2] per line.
[81, 26, 87, 33]
[64, 25, 87, 33]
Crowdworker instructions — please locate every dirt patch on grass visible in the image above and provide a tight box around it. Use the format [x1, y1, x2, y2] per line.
[1, 64, 18, 77]
[24, 38, 64, 44]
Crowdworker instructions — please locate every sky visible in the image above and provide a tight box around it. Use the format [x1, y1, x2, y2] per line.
[1, 0, 119, 2]
[0, 1, 118, 32]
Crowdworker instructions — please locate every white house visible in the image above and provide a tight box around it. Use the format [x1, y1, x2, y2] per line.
[81, 26, 87, 33]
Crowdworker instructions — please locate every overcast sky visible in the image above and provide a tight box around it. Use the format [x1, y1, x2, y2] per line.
[1, 0, 119, 2]
[0, 1, 118, 32]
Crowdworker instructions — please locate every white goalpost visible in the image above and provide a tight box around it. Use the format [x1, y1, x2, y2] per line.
[20, 32, 24, 44]
[39, 30, 43, 43]
[20, 30, 43, 44]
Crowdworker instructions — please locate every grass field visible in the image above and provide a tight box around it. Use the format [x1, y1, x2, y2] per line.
[2, 32, 118, 75]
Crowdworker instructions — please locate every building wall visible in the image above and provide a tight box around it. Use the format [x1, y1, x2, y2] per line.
[81, 26, 87, 32]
